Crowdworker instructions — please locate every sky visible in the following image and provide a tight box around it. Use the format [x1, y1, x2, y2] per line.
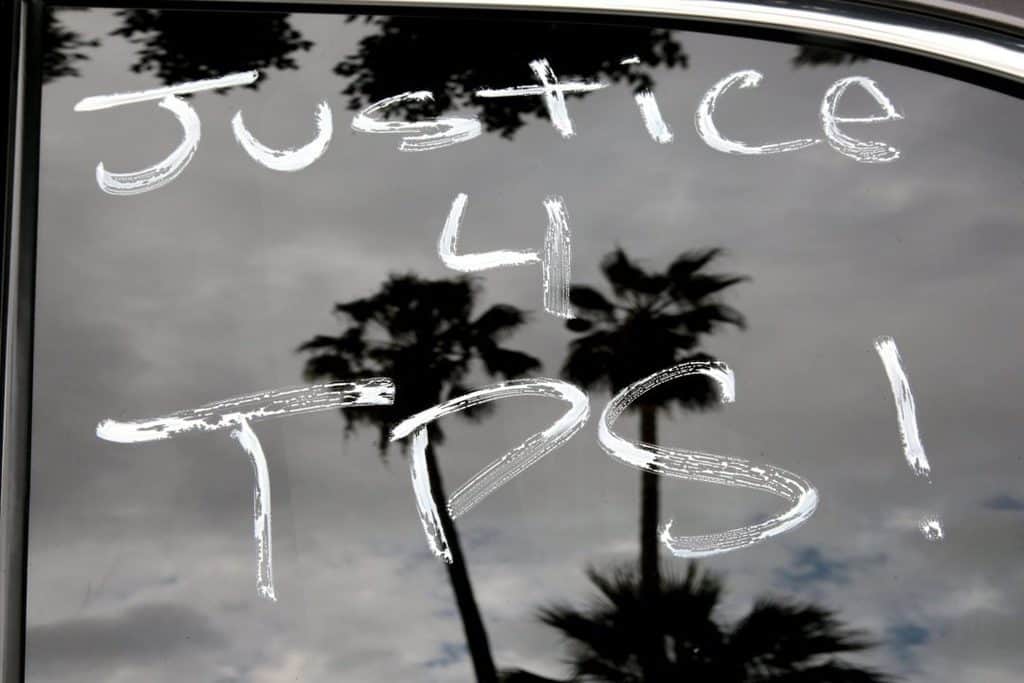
[23, 7, 1024, 682]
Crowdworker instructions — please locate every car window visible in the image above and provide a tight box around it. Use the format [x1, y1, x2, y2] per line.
[16, 4, 1024, 682]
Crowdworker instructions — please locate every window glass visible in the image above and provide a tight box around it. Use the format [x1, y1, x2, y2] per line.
[27, 6, 1024, 682]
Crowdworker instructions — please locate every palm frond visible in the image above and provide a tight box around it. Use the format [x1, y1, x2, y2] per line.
[569, 285, 617, 321]
[298, 274, 539, 457]
[537, 563, 893, 683]
[600, 249, 667, 298]
[563, 247, 747, 408]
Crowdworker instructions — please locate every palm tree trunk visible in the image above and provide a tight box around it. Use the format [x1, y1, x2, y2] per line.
[639, 404, 662, 681]
[424, 441, 499, 683]
[639, 405, 660, 593]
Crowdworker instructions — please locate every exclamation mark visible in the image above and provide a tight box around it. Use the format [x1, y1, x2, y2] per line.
[873, 336, 943, 541]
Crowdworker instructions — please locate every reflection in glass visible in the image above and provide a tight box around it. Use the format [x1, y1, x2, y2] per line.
[299, 275, 541, 681]
[335, 15, 688, 137]
[112, 10, 312, 89]
[42, 7, 98, 84]
[563, 248, 747, 679]
[26, 6, 1024, 683]
[516, 563, 892, 682]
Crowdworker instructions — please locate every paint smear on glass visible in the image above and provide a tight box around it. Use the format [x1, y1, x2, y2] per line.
[438, 193, 541, 271]
[74, 71, 259, 111]
[97, 379, 394, 443]
[232, 101, 333, 172]
[821, 76, 902, 163]
[391, 379, 589, 561]
[695, 70, 819, 155]
[874, 336, 942, 541]
[634, 91, 674, 144]
[96, 379, 394, 599]
[598, 360, 818, 557]
[229, 418, 275, 601]
[438, 193, 574, 318]
[542, 196, 574, 318]
[94, 95, 200, 196]
[476, 58, 606, 138]
[76, 71, 259, 195]
[351, 91, 481, 151]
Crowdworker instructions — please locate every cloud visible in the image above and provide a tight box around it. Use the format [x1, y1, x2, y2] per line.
[776, 546, 853, 588]
[983, 494, 1024, 512]
[927, 581, 1005, 620]
[423, 641, 468, 669]
[885, 622, 930, 671]
[775, 546, 885, 591]
[250, 650, 323, 683]
[26, 604, 225, 680]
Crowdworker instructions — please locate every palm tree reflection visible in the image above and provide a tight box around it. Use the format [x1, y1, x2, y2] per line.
[42, 8, 98, 84]
[111, 9, 312, 89]
[792, 45, 868, 68]
[562, 248, 747, 679]
[506, 563, 892, 682]
[335, 15, 688, 137]
[298, 274, 541, 682]
[43, 9, 868, 103]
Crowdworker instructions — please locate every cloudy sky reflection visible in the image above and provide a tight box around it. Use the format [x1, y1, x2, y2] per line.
[25, 7, 1024, 682]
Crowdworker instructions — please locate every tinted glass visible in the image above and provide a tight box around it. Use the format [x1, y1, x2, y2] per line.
[26, 6, 1024, 682]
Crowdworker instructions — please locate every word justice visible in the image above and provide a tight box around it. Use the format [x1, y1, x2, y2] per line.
[97, 337, 938, 603]
[74, 59, 903, 194]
